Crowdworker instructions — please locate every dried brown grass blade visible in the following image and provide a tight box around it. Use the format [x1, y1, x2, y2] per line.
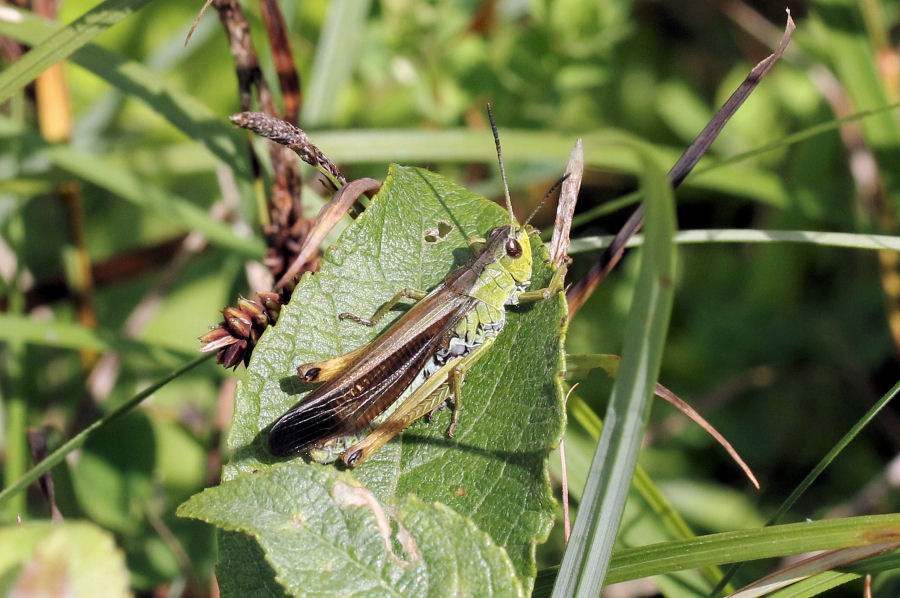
[577, 353, 759, 488]
[654, 383, 759, 489]
[550, 138, 583, 268]
[566, 11, 796, 316]
[275, 177, 382, 290]
[726, 542, 900, 598]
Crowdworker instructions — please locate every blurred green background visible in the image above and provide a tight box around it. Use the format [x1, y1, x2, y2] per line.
[2, 0, 900, 595]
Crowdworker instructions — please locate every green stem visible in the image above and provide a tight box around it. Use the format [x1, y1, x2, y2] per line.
[2, 361, 27, 521]
[2, 198, 27, 520]
[0, 353, 213, 509]
[710, 376, 900, 595]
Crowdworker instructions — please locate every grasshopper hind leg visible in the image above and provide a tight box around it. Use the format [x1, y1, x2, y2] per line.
[420, 364, 464, 438]
[343, 382, 452, 466]
[443, 366, 465, 438]
[296, 344, 368, 382]
[443, 336, 495, 438]
[341, 337, 497, 466]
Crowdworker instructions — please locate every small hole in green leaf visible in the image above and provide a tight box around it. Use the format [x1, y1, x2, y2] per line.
[423, 220, 453, 243]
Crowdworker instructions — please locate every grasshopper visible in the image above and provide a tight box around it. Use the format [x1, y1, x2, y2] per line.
[268, 108, 565, 467]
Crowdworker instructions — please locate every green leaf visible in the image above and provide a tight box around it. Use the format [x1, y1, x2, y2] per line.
[179, 463, 523, 597]
[202, 164, 566, 595]
[0, 521, 130, 598]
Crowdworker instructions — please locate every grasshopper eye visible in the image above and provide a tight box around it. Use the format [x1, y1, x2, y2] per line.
[505, 238, 523, 258]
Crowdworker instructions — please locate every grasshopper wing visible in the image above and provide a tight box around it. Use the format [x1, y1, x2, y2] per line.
[268, 291, 473, 457]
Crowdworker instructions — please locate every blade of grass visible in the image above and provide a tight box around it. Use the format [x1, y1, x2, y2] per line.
[301, 0, 372, 128]
[727, 543, 899, 598]
[710, 375, 900, 593]
[0, 209, 27, 520]
[565, 99, 900, 234]
[0, 6, 248, 179]
[310, 128, 791, 209]
[44, 144, 263, 256]
[568, 229, 900, 254]
[564, 392, 732, 593]
[605, 514, 900, 584]
[539, 545, 900, 598]
[551, 143, 677, 597]
[0, 0, 157, 104]
[0, 353, 213, 511]
[763, 548, 900, 597]
[0, 313, 196, 358]
[0, 116, 264, 257]
[694, 99, 900, 176]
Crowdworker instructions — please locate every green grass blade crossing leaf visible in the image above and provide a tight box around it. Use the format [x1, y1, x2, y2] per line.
[552, 144, 677, 597]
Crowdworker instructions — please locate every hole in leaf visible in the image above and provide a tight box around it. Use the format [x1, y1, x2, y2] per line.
[423, 220, 453, 243]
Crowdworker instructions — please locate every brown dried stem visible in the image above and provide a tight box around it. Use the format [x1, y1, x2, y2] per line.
[550, 138, 583, 267]
[260, 0, 301, 122]
[231, 112, 348, 188]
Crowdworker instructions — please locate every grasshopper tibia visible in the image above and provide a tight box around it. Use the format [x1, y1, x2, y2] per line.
[339, 288, 427, 327]
[517, 261, 568, 302]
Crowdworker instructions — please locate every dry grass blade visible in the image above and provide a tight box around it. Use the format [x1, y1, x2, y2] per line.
[550, 138, 583, 267]
[725, 543, 900, 598]
[275, 177, 382, 290]
[185, 0, 215, 46]
[653, 383, 759, 489]
[668, 10, 795, 188]
[566, 11, 796, 316]
[580, 353, 759, 488]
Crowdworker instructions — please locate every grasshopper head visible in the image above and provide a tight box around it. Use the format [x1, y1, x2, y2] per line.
[493, 223, 532, 285]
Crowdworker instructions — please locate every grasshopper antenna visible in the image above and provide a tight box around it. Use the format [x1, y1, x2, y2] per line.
[524, 173, 569, 227]
[486, 104, 515, 225]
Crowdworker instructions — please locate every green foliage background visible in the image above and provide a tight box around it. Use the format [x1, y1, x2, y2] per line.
[2, 0, 900, 596]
